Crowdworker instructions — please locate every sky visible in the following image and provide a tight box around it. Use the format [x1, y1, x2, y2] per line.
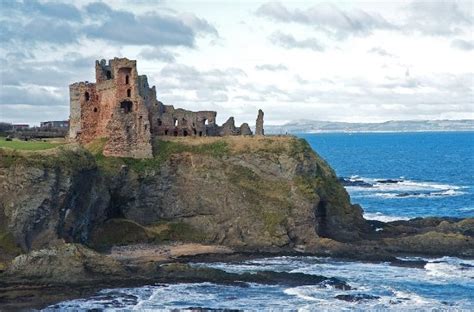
[0, 0, 473, 126]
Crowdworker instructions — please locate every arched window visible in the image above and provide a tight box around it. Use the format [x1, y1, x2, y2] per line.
[106, 71, 112, 79]
[183, 130, 188, 137]
[164, 129, 169, 135]
[173, 118, 178, 127]
[125, 75, 129, 84]
[157, 119, 162, 126]
[93, 107, 98, 112]
[85, 91, 90, 101]
[127, 89, 131, 97]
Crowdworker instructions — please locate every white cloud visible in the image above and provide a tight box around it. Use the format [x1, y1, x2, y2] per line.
[0, 0, 473, 125]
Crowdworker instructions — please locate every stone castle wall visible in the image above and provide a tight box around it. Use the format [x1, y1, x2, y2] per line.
[69, 57, 264, 158]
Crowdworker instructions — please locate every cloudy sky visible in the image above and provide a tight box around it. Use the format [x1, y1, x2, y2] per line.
[0, 0, 473, 126]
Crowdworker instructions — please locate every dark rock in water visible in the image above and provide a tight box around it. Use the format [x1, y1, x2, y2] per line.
[320, 277, 352, 290]
[335, 294, 380, 302]
[390, 258, 427, 269]
[376, 179, 402, 184]
[396, 192, 422, 197]
[184, 308, 241, 312]
[242, 271, 351, 289]
[338, 177, 373, 187]
[158, 264, 351, 289]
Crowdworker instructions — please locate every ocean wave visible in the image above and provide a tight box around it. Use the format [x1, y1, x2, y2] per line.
[372, 189, 466, 199]
[49, 256, 474, 311]
[341, 176, 466, 199]
[424, 257, 474, 281]
[364, 212, 410, 222]
[397, 256, 474, 281]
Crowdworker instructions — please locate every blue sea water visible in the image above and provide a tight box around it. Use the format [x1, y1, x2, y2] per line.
[48, 132, 474, 311]
[300, 132, 474, 221]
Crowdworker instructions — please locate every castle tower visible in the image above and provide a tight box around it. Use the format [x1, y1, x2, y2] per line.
[69, 58, 153, 158]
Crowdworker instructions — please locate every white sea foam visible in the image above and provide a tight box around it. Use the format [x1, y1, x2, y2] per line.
[372, 189, 466, 199]
[345, 176, 467, 201]
[424, 257, 474, 281]
[48, 256, 474, 311]
[364, 212, 410, 222]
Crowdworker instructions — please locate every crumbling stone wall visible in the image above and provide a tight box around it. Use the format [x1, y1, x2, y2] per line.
[69, 57, 263, 158]
[69, 82, 98, 141]
[152, 106, 219, 137]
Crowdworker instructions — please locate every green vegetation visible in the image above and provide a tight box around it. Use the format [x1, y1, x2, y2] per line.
[227, 164, 291, 237]
[90, 219, 150, 248]
[289, 137, 313, 156]
[0, 137, 63, 151]
[90, 218, 207, 249]
[260, 211, 287, 236]
[0, 145, 95, 170]
[0, 230, 22, 256]
[87, 137, 230, 175]
[293, 175, 320, 201]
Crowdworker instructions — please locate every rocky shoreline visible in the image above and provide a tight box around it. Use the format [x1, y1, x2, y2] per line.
[0, 136, 472, 310]
[1, 215, 472, 311]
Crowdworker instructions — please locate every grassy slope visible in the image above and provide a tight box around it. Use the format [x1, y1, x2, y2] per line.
[0, 137, 64, 151]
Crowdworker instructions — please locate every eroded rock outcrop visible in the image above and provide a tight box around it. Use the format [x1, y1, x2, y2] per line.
[0, 146, 110, 254]
[0, 136, 367, 257]
[1, 137, 472, 262]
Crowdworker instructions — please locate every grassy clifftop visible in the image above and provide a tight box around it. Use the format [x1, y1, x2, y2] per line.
[83, 135, 321, 175]
[0, 137, 65, 151]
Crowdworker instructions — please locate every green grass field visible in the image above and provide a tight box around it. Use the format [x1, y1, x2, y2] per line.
[0, 137, 64, 151]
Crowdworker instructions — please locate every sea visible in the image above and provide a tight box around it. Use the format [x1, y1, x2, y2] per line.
[47, 132, 474, 311]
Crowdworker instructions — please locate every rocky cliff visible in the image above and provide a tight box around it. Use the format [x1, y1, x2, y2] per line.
[1, 136, 473, 309]
[0, 136, 368, 260]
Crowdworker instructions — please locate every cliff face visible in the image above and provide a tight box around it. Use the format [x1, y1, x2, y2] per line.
[0, 146, 110, 256]
[0, 136, 368, 257]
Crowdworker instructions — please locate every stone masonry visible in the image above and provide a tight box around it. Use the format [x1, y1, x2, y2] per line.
[69, 57, 264, 158]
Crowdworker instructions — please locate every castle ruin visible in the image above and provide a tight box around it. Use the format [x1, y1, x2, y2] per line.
[69, 57, 264, 158]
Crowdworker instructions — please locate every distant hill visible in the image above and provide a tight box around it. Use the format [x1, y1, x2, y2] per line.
[266, 119, 474, 134]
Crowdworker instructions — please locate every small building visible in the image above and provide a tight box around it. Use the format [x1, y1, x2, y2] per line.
[40, 120, 69, 129]
[12, 124, 30, 131]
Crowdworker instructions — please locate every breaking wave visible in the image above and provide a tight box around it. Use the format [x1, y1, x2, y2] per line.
[48, 256, 474, 311]
[342, 176, 466, 199]
[363, 212, 410, 222]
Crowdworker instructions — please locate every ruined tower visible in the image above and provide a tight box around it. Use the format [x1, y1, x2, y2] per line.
[69, 57, 260, 159]
[69, 58, 152, 158]
[256, 109, 264, 136]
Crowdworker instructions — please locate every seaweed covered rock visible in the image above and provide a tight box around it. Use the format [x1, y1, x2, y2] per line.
[5, 243, 126, 284]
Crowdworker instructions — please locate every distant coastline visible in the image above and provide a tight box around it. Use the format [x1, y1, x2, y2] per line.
[266, 119, 474, 134]
[304, 129, 474, 134]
